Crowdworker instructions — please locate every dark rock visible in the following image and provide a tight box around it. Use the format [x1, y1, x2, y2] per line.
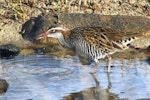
[58, 13, 150, 33]
[20, 10, 58, 42]
[0, 44, 20, 58]
[0, 79, 9, 94]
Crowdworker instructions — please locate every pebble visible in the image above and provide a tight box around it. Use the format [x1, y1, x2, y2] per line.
[0, 79, 9, 94]
[129, 0, 137, 4]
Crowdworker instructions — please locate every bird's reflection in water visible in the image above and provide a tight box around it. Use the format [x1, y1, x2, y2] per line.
[62, 73, 119, 100]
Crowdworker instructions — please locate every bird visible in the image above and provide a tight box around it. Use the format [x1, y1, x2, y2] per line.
[37, 26, 147, 74]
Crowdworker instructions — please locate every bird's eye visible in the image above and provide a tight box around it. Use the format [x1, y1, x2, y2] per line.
[51, 29, 55, 32]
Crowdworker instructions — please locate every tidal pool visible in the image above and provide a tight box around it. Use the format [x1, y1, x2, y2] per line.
[0, 53, 150, 100]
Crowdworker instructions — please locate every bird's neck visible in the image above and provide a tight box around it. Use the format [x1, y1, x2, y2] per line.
[57, 30, 71, 49]
[58, 37, 69, 48]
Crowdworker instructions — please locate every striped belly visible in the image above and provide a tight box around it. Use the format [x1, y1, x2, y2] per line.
[74, 40, 107, 62]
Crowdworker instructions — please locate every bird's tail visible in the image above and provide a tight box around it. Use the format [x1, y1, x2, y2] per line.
[112, 24, 150, 50]
[113, 30, 150, 51]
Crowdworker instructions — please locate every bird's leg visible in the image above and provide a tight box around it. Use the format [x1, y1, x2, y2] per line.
[91, 74, 99, 86]
[91, 70, 112, 89]
[106, 55, 111, 73]
[107, 72, 112, 89]
[90, 61, 100, 74]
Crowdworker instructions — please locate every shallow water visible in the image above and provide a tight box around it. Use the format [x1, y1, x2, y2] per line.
[0, 54, 150, 100]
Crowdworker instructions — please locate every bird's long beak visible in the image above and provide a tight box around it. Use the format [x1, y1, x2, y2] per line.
[37, 32, 48, 40]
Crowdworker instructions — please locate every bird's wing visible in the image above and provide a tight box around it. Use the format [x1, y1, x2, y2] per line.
[73, 27, 135, 50]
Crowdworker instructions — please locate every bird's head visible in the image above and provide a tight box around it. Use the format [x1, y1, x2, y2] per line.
[37, 27, 68, 40]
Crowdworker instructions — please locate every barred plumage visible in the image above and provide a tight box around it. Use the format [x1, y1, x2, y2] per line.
[37, 26, 141, 73]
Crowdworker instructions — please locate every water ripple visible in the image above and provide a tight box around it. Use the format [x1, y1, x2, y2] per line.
[1, 55, 74, 77]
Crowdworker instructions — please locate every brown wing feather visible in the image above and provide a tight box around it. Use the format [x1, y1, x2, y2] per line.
[71, 27, 124, 48]
[70, 27, 141, 51]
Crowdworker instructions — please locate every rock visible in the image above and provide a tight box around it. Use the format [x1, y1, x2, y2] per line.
[130, 37, 150, 49]
[0, 19, 38, 49]
[0, 44, 20, 58]
[58, 13, 150, 32]
[140, 0, 147, 6]
[20, 10, 58, 42]
[129, 0, 137, 4]
[0, 79, 9, 94]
